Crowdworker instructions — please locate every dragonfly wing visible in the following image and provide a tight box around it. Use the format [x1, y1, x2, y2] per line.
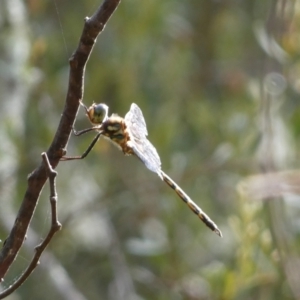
[130, 139, 162, 175]
[125, 103, 148, 139]
[125, 103, 162, 175]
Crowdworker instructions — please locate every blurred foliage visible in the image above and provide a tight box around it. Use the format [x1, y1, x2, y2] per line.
[1, 0, 300, 299]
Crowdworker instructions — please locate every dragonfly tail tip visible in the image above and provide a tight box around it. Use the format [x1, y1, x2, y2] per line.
[215, 228, 223, 237]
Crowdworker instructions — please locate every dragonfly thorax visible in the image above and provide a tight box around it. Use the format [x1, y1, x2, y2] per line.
[101, 115, 134, 156]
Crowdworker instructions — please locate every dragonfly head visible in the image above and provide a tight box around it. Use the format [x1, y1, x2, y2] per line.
[81, 102, 109, 125]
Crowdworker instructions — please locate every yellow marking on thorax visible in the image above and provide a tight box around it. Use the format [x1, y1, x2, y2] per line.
[102, 116, 134, 156]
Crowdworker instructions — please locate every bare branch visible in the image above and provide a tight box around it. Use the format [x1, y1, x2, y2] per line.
[0, 0, 121, 281]
[0, 153, 61, 299]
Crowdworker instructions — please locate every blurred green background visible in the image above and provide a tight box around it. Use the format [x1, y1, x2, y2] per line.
[1, 0, 300, 299]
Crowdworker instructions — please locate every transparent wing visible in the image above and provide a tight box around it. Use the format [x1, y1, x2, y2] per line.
[125, 103, 161, 175]
[125, 103, 148, 139]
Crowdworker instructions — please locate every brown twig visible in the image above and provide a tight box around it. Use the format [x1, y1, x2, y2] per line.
[0, 210, 87, 300]
[0, 153, 61, 299]
[0, 0, 121, 282]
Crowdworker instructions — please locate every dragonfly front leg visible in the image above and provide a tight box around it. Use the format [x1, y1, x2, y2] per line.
[72, 126, 100, 136]
[61, 131, 102, 161]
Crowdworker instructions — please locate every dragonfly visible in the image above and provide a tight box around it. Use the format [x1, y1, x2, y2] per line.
[61, 102, 222, 237]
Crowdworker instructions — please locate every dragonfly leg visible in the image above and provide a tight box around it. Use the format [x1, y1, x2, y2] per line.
[160, 171, 222, 237]
[61, 131, 102, 161]
[72, 126, 100, 136]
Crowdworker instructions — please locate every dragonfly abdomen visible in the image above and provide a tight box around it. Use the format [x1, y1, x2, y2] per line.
[160, 171, 222, 237]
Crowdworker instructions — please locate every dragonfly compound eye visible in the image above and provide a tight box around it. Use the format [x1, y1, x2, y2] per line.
[86, 103, 109, 124]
